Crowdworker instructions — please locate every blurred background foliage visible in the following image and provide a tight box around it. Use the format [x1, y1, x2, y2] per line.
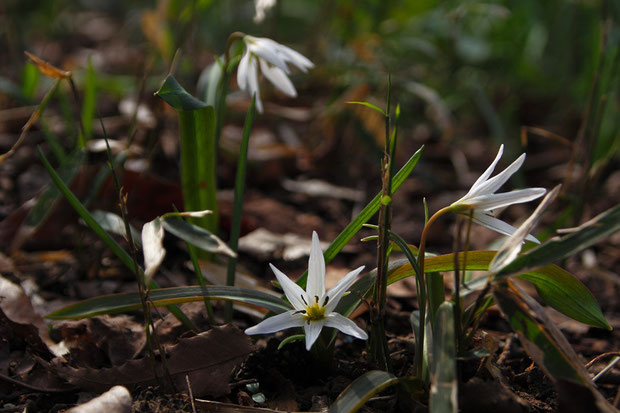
[1, 0, 618, 177]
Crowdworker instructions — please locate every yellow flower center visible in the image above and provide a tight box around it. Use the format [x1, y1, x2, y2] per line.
[304, 302, 326, 322]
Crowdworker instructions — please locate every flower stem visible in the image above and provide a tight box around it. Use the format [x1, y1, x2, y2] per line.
[370, 76, 393, 372]
[415, 205, 451, 378]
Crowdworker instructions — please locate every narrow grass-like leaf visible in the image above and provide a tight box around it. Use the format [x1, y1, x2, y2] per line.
[277, 334, 305, 350]
[161, 217, 235, 257]
[225, 96, 256, 321]
[45, 285, 290, 320]
[39, 148, 194, 329]
[39, 147, 135, 270]
[81, 58, 96, 140]
[347, 101, 387, 116]
[296, 146, 424, 288]
[430, 302, 457, 413]
[495, 204, 620, 279]
[492, 281, 592, 384]
[387, 251, 608, 329]
[328, 370, 398, 413]
[21, 62, 39, 100]
[24, 149, 84, 230]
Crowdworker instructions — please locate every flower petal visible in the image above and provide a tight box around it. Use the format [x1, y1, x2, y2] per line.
[465, 188, 546, 211]
[306, 231, 325, 300]
[248, 37, 290, 72]
[489, 185, 560, 273]
[473, 153, 526, 197]
[237, 50, 250, 91]
[245, 310, 304, 335]
[270, 263, 308, 310]
[303, 319, 326, 350]
[325, 265, 365, 313]
[466, 144, 504, 197]
[471, 212, 540, 243]
[275, 43, 314, 71]
[246, 56, 263, 113]
[325, 313, 368, 340]
[259, 59, 297, 97]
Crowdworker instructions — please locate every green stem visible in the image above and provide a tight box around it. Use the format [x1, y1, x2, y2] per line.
[225, 96, 256, 322]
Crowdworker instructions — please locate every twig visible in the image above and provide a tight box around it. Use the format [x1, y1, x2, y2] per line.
[186, 374, 197, 413]
[0, 372, 76, 393]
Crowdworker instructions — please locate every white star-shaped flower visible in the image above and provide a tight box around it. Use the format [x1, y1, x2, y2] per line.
[245, 231, 367, 350]
[237, 35, 314, 113]
[450, 145, 546, 243]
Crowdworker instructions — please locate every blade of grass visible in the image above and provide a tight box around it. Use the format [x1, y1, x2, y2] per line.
[328, 370, 399, 413]
[296, 145, 424, 288]
[38, 147, 196, 331]
[81, 58, 96, 141]
[46, 285, 290, 320]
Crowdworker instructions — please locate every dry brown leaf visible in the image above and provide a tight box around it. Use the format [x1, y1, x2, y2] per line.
[24, 51, 72, 79]
[54, 324, 253, 397]
[66, 385, 131, 413]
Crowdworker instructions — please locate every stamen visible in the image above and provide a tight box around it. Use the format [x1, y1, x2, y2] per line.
[314, 295, 319, 303]
[322, 295, 330, 306]
[301, 295, 308, 305]
[293, 310, 306, 315]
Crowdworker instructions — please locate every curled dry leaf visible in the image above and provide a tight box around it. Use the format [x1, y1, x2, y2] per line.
[141, 217, 165, 283]
[24, 51, 72, 79]
[66, 385, 131, 413]
[53, 324, 254, 397]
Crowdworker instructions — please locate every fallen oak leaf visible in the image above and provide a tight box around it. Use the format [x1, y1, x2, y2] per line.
[53, 324, 253, 397]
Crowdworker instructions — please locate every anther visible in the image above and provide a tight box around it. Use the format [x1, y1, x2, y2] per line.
[301, 295, 308, 305]
[315, 295, 319, 303]
[293, 310, 306, 315]
[323, 295, 330, 306]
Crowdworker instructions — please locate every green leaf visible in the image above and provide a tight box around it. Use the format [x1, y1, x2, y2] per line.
[156, 75, 218, 238]
[21, 62, 39, 100]
[277, 334, 305, 350]
[38, 148, 135, 271]
[297, 146, 424, 288]
[387, 251, 609, 329]
[518, 267, 610, 330]
[328, 370, 399, 413]
[39, 148, 196, 330]
[495, 204, 620, 279]
[155, 74, 208, 110]
[492, 281, 591, 384]
[161, 217, 235, 257]
[24, 149, 85, 231]
[81, 58, 97, 141]
[430, 302, 457, 413]
[347, 101, 387, 116]
[45, 285, 290, 320]
[226, 96, 256, 320]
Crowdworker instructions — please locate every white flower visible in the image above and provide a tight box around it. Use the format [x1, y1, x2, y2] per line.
[245, 231, 367, 350]
[254, 0, 276, 23]
[237, 35, 314, 113]
[450, 145, 546, 243]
